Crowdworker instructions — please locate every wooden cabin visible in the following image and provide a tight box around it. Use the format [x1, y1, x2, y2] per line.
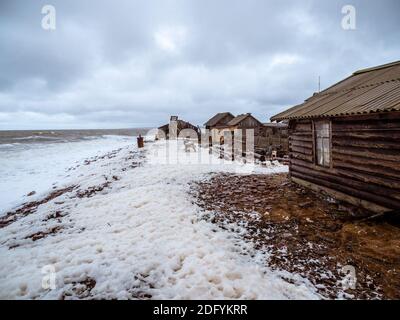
[223, 113, 263, 155]
[204, 112, 235, 147]
[271, 60, 400, 214]
[204, 112, 288, 159]
[227, 113, 263, 131]
[157, 116, 200, 140]
[256, 122, 289, 157]
[204, 112, 235, 130]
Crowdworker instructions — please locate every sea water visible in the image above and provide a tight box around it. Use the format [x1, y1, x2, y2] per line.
[0, 129, 149, 214]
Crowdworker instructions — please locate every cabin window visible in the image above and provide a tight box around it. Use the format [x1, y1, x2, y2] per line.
[314, 120, 331, 167]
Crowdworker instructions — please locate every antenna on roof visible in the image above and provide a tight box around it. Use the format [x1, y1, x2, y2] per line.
[318, 76, 321, 93]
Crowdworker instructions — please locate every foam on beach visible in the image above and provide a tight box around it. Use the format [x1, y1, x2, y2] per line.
[0, 140, 319, 300]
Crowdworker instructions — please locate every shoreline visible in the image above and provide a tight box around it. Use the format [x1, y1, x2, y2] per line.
[2, 139, 395, 299]
[0, 135, 137, 213]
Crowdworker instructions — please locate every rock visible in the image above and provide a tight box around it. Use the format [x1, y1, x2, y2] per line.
[299, 201, 313, 208]
[27, 191, 36, 197]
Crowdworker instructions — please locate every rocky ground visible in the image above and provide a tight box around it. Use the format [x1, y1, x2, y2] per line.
[191, 173, 400, 299]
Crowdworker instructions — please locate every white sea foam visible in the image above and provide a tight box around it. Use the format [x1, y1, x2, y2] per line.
[0, 135, 134, 214]
[0, 139, 319, 300]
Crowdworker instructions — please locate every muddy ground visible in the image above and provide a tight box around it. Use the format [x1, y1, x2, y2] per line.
[191, 173, 400, 299]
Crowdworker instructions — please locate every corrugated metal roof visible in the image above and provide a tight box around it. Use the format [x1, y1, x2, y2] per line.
[271, 61, 400, 121]
[204, 112, 234, 126]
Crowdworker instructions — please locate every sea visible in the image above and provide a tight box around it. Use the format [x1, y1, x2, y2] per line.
[0, 128, 151, 214]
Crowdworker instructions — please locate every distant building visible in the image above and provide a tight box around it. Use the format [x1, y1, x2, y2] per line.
[203, 112, 233, 147]
[255, 122, 289, 156]
[204, 112, 288, 157]
[226, 113, 263, 130]
[157, 116, 199, 140]
[205, 112, 263, 154]
[225, 113, 263, 155]
[271, 60, 400, 214]
[204, 112, 235, 130]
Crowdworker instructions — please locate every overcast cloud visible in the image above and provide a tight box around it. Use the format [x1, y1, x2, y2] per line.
[0, 0, 399, 129]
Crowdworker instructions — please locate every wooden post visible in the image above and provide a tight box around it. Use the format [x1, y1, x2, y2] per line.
[137, 135, 144, 148]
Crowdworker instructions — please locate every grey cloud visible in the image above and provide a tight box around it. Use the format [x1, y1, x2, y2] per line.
[0, 0, 399, 129]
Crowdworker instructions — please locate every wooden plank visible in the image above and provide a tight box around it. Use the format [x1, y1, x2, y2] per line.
[332, 130, 400, 141]
[332, 120, 400, 131]
[335, 167, 400, 191]
[296, 119, 313, 124]
[290, 152, 313, 163]
[293, 123, 312, 132]
[333, 146, 400, 162]
[332, 139, 400, 150]
[291, 171, 400, 210]
[292, 158, 400, 189]
[290, 140, 313, 148]
[290, 135, 313, 143]
[332, 111, 400, 122]
[291, 132, 313, 137]
[291, 164, 400, 200]
[333, 158, 400, 180]
[291, 176, 390, 214]
[290, 145, 313, 155]
[332, 152, 400, 171]
[311, 120, 316, 165]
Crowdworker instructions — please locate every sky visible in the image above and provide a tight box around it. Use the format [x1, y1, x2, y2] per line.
[0, 0, 399, 130]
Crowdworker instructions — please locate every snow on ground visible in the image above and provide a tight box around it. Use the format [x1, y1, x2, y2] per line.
[0, 140, 320, 299]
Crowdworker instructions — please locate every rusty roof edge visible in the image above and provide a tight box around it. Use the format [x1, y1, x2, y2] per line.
[270, 103, 304, 122]
[271, 81, 400, 121]
[353, 60, 400, 75]
[273, 106, 400, 121]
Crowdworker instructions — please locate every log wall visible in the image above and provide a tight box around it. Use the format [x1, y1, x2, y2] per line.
[288, 112, 400, 212]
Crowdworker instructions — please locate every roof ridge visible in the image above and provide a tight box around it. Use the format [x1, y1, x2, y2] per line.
[204, 112, 234, 126]
[353, 60, 400, 75]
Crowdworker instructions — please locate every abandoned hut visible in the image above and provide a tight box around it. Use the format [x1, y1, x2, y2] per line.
[204, 112, 235, 130]
[204, 112, 288, 158]
[203, 112, 235, 147]
[225, 113, 263, 152]
[157, 116, 200, 140]
[255, 122, 289, 156]
[271, 60, 400, 214]
[227, 113, 263, 131]
[204, 112, 263, 156]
